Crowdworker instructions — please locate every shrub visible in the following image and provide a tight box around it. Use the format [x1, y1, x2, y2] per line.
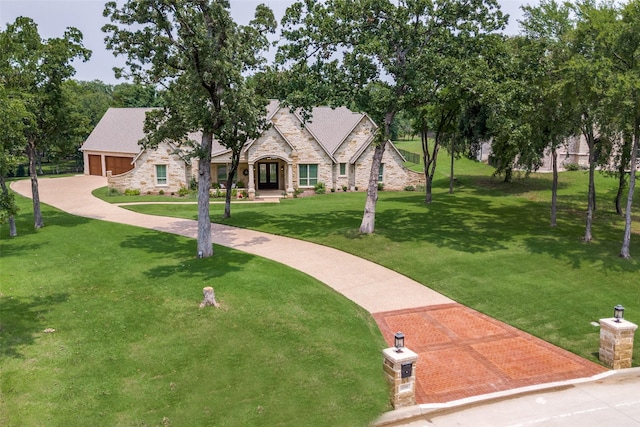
[377, 183, 384, 191]
[293, 188, 303, 198]
[177, 186, 189, 197]
[354, 186, 358, 191]
[314, 182, 326, 194]
[236, 181, 246, 188]
[106, 187, 122, 197]
[564, 162, 583, 171]
[211, 182, 221, 189]
[231, 188, 237, 197]
[404, 185, 415, 191]
[159, 189, 165, 195]
[342, 185, 348, 192]
[331, 188, 336, 193]
[124, 188, 140, 196]
[189, 177, 197, 190]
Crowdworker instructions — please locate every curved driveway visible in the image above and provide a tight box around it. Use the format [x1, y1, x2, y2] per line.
[12, 175, 638, 427]
[11, 175, 453, 313]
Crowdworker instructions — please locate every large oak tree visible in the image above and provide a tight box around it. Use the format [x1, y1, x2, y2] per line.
[0, 17, 90, 230]
[103, 0, 275, 257]
[279, 0, 505, 233]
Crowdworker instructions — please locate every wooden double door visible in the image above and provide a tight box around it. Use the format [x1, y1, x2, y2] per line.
[257, 162, 279, 190]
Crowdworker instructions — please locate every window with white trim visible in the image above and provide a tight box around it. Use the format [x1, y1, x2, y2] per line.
[339, 163, 347, 176]
[156, 164, 167, 185]
[298, 164, 318, 187]
[378, 163, 384, 183]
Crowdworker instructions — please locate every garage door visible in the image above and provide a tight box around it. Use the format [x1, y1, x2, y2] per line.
[105, 156, 134, 175]
[88, 155, 102, 176]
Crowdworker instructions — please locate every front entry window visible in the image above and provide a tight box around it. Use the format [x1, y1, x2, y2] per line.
[299, 164, 318, 187]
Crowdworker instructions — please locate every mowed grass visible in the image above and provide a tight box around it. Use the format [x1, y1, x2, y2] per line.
[0, 195, 389, 426]
[122, 157, 640, 366]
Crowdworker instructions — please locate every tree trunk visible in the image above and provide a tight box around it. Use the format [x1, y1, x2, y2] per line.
[425, 139, 440, 204]
[421, 127, 439, 205]
[449, 139, 455, 195]
[223, 180, 232, 219]
[28, 140, 44, 229]
[584, 132, 596, 243]
[222, 149, 241, 219]
[359, 111, 394, 234]
[425, 174, 433, 204]
[197, 133, 214, 257]
[550, 147, 558, 227]
[615, 133, 631, 216]
[359, 141, 385, 234]
[620, 126, 638, 259]
[615, 171, 626, 216]
[504, 167, 512, 183]
[0, 175, 17, 237]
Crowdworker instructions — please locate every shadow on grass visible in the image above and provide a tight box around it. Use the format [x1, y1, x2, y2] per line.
[119, 230, 256, 280]
[449, 173, 571, 196]
[121, 229, 194, 258]
[524, 234, 640, 272]
[222, 186, 638, 268]
[0, 293, 69, 359]
[1, 209, 92, 258]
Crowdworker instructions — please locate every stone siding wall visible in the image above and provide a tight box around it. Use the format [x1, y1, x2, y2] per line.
[333, 118, 375, 190]
[266, 109, 333, 188]
[108, 142, 190, 194]
[249, 125, 294, 162]
[354, 144, 424, 191]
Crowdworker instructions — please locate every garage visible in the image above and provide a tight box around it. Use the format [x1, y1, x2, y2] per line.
[88, 155, 102, 176]
[105, 156, 134, 175]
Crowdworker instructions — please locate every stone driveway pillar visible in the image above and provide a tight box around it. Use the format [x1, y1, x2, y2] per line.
[382, 347, 418, 409]
[599, 318, 638, 369]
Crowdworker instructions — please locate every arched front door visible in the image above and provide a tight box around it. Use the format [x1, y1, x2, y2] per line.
[257, 162, 279, 190]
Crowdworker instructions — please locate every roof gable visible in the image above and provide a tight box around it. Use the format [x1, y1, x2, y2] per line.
[299, 106, 366, 155]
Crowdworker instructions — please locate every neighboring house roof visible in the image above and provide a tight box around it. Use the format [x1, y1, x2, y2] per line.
[81, 108, 154, 155]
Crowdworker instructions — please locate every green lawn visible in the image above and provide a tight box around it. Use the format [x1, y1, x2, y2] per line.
[119, 157, 640, 366]
[0, 195, 389, 426]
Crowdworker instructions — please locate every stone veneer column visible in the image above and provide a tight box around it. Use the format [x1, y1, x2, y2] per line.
[286, 163, 294, 197]
[248, 163, 255, 200]
[599, 318, 638, 369]
[382, 347, 418, 409]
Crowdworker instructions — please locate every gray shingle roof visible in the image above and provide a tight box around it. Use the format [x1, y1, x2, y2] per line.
[81, 108, 153, 154]
[82, 101, 371, 158]
[302, 106, 365, 155]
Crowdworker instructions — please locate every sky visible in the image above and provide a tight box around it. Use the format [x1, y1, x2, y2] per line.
[0, 0, 538, 85]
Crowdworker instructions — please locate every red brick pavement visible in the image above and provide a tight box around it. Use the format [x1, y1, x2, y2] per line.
[373, 303, 607, 404]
